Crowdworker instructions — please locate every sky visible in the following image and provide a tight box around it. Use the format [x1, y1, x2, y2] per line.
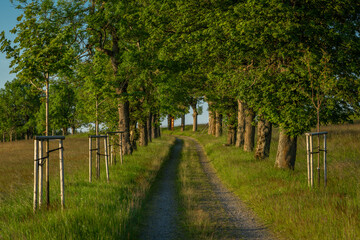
[0, 1, 20, 89]
[0, 1, 209, 127]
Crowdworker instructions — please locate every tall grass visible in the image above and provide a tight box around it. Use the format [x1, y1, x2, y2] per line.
[165, 123, 360, 240]
[0, 135, 174, 239]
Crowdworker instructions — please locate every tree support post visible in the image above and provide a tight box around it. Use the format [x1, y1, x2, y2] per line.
[89, 135, 110, 182]
[33, 136, 65, 212]
[305, 132, 328, 188]
[107, 131, 125, 165]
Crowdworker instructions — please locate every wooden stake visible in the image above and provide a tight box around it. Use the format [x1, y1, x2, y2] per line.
[38, 140, 43, 208]
[324, 134, 327, 187]
[33, 140, 39, 213]
[310, 136, 314, 187]
[120, 133, 123, 164]
[306, 135, 310, 187]
[89, 137, 92, 183]
[59, 139, 65, 210]
[104, 137, 109, 183]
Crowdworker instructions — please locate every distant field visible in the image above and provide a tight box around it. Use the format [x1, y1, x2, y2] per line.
[0, 136, 88, 199]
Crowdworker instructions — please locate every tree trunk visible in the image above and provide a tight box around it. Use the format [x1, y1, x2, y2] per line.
[151, 113, 156, 138]
[255, 119, 272, 160]
[95, 98, 100, 179]
[147, 112, 152, 143]
[227, 124, 236, 145]
[130, 122, 137, 150]
[275, 130, 297, 170]
[171, 116, 175, 131]
[181, 114, 185, 131]
[208, 109, 214, 135]
[215, 112, 222, 137]
[139, 121, 148, 147]
[244, 106, 255, 152]
[208, 102, 216, 136]
[71, 126, 76, 135]
[118, 90, 132, 155]
[236, 100, 245, 148]
[154, 113, 159, 138]
[191, 103, 198, 132]
[167, 114, 172, 130]
[2, 132, 5, 142]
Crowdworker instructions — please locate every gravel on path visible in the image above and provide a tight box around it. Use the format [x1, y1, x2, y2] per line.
[182, 136, 277, 240]
[139, 138, 183, 240]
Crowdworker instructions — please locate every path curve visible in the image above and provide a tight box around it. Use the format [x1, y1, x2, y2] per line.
[182, 136, 277, 240]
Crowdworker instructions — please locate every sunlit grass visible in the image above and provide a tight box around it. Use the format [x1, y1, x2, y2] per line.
[176, 138, 216, 239]
[0, 135, 174, 239]
[165, 123, 360, 240]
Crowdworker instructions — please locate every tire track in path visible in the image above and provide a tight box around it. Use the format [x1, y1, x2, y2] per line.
[140, 136, 277, 240]
[182, 136, 277, 240]
[139, 138, 183, 240]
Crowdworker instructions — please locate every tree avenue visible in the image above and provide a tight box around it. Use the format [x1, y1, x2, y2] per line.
[0, 0, 359, 171]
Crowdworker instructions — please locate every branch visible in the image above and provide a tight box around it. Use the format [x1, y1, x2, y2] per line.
[29, 80, 44, 93]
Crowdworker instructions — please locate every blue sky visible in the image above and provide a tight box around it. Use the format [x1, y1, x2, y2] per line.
[0, 1, 20, 89]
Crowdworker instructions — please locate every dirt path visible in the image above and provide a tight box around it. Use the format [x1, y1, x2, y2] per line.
[140, 136, 276, 240]
[182, 136, 277, 240]
[139, 138, 183, 240]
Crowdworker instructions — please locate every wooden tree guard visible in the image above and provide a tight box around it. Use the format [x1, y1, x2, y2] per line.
[89, 135, 109, 183]
[33, 136, 65, 213]
[107, 131, 125, 165]
[305, 132, 328, 187]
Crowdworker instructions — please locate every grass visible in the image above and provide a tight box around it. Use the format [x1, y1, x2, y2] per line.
[164, 123, 360, 240]
[0, 135, 174, 239]
[176, 137, 217, 239]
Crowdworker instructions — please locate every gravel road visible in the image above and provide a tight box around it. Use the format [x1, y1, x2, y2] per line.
[183, 136, 277, 240]
[140, 136, 277, 240]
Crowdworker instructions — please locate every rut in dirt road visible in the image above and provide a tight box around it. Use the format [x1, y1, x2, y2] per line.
[182, 136, 277, 240]
[139, 138, 183, 240]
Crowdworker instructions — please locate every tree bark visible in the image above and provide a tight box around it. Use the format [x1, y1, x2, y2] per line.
[130, 121, 137, 151]
[236, 99, 245, 148]
[181, 114, 185, 131]
[208, 109, 214, 135]
[244, 106, 255, 152]
[255, 119, 272, 160]
[170, 116, 175, 131]
[275, 130, 297, 170]
[227, 124, 236, 145]
[118, 96, 132, 154]
[215, 112, 222, 137]
[139, 121, 148, 146]
[208, 102, 216, 136]
[154, 113, 159, 138]
[191, 102, 198, 132]
[167, 114, 172, 130]
[71, 126, 76, 135]
[151, 113, 156, 138]
[147, 112, 152, 143]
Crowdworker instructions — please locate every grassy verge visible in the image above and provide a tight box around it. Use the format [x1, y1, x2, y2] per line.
[0, 135, 174, 239]
[165, 123, 360, 240]
[176, 137, 217, 239]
